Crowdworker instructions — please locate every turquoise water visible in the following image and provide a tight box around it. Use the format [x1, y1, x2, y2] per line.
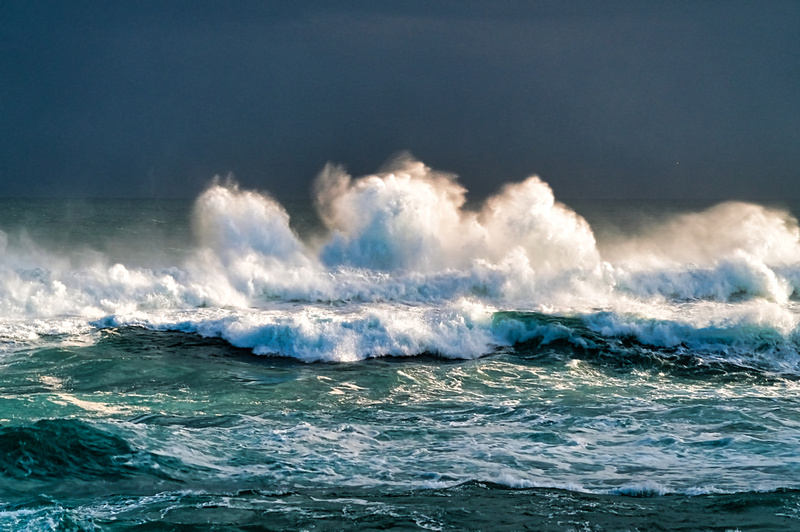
[3, 327, 800, 530]
[2, 162, 800, 529]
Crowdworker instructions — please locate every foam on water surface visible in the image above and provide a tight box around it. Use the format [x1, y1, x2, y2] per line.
[1, 156, 800, 373]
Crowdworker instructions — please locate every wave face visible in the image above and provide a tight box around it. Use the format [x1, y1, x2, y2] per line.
[0, 419, 179, 482]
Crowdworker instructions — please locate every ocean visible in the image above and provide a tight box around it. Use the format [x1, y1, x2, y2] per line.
[2, 160, 800, 530]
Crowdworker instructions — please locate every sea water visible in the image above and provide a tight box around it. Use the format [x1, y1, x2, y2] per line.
[2, 158, 800, 530]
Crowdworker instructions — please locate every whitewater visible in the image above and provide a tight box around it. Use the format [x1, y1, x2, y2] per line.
[2, 156, 800, 529]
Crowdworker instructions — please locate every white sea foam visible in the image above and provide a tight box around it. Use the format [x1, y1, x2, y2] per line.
[605, 202, 800, 303]
[315, 155, 486, 271]
[1, 156, 800, 366]
[93, 300, 500, 363]
[610, 480, 669, 497]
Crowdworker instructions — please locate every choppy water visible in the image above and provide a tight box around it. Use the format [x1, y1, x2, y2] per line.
[2, 158, 800, 530]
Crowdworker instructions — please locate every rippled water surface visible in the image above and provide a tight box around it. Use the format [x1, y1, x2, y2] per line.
[2, 327, 800, 530]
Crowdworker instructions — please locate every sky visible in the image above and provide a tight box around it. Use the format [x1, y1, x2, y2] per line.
[1, 1, 798, 201]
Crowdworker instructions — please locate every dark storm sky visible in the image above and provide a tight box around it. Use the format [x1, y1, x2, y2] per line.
[1, 1, 798, 201]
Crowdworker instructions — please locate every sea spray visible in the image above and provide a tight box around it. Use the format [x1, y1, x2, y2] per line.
[189, 178, 324, 305]
[0, 156, 799, 369]
[315, 155, 487, 271]
[604, 202, 800, 302]
[314, 154, 599, 276]
[480, 174, 600, 272]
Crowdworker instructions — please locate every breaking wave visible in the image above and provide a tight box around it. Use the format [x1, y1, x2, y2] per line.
[2, 155, 800, 366]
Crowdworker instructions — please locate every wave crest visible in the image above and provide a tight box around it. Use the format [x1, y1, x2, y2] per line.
[2, 155, 800, 366]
